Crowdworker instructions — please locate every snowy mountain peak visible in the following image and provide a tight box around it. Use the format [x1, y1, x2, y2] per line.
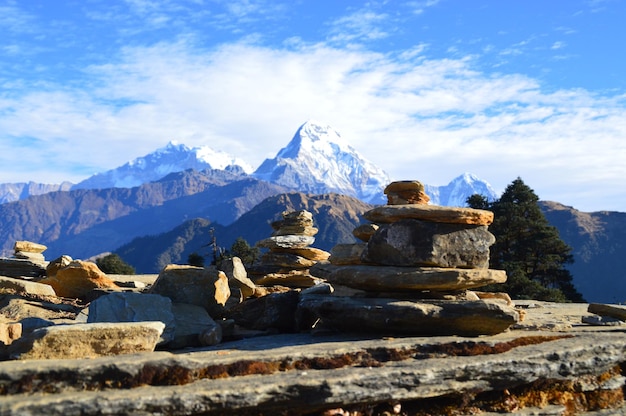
[72, 141, 251, 190]
[253, 121, 390, 203]
[425, 173, 498, 207]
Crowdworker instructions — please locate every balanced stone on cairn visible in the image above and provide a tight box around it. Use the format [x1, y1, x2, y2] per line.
[0, 241, 49, 279]
[306, 180, 519, 337]
[249, 210, 330, 288]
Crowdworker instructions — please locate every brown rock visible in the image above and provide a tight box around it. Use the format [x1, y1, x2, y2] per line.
[39, 260, 119, 299]
[219, 257, 256, 299]
[260, 252, 317, 269]
[13, 241, 47, 254]
[384, 180, 431, 205]
[588, 303, 626, 321]
[272, 225, 318, 237]
[149, 265, 230, 317]
[364, 204, 494, 225]
[310, 263, 507, 292]
[272, 247, 330, 261]
[328, 243, 367, 265]
[271, 210, 314, 230]
[46, 255, 73, 278]
[7, 322, 165, 360]
[0, 322, 22, 345]
[253, 270, 324, 288]
[352, 223, 379, 242]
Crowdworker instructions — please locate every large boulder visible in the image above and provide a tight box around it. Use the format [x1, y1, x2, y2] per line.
[39, 260, 119, 299]
[87, 292, 176, 344]
[149, 265, 230, 317]
[362, 219, 495, 268]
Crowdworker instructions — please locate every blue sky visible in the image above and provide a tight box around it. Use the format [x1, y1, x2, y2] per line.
[1, 0, 625, 212]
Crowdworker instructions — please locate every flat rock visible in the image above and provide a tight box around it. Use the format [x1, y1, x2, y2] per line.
[0, 276, 56, 297]
[272, 246, 330, 261]
[362, 219, 494, 268]
[0, 258, 47, 279]
[0, 324, 622, 415]
[87, 292, 175, 344]
[253, 270, 324, 288]
[310, 263, 507, 292]
[7, 321, 165, 360]
[364, 204, 494, 225]
[588, 303, 626, 321]
[13, 241, 47, 254]
[149, 265, 230, 318]
[225, 290, 300, 332]
[256, 235, 315, 250]
[259, 251, 317, 268]
[352, 223, 379, 242]
[298, 296, 519, 336]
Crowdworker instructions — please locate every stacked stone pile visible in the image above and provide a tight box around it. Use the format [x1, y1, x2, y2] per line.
[247, 210, 330, 288]
[0, 241, 49, 279]
[306, 180, 520, 336]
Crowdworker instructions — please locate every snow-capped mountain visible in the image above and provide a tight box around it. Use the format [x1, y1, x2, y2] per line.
[0, 181, 73, 204]
[425, 173, 498, 207]
[252, 120, 390, 204]
[72, 141, 252, 190]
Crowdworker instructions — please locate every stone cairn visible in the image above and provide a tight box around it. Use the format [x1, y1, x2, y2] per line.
[247, 210, 331, 289]
[0, 241, 49, 279]
[305, 180, 521, 337]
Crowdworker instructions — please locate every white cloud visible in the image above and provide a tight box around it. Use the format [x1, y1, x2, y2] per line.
[0, 37, 625, 211]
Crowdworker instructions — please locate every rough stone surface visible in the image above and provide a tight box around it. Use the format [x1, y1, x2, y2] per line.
[86, 292, 175, 344]
[0, 258, 47, 279]
[329, 243, 367, 265]
[225, 290, 300, 332]
[274, 246, 330, 261]
[364, 204, 495, 225]
[298, 296, 519, 336]
[7, 321, 164, 360]
[259, 252, 317, 269]
[256, 235, 316, 250]
[0, 276, 56, 297]
[352, 223, 379, 242]
[311, 262, 507, 292]
[0, 310, 624, 415]
[588, 303, 626, 321]
[0, 323, 21, 345]
[170, 303, 222, 348]
[384, 180, 431, 205]
[13, 241, 47, 254]
[45, 255, 73, 277]
[219, 257, 256, 299]
[252, 270, 324, 288]
[149, 264, 230, 318]
[39, 260, 119, 299]
[362, 219, 495, 268]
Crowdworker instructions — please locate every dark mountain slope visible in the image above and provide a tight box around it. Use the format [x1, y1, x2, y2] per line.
[116, 192, 374, 273]
[540, 201, 626, 303]
[0, 169, 288, 259]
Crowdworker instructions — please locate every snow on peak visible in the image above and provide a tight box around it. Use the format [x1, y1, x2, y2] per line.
[425, 173, 498, 207]
[72, 141, 251, 190]
[253, 120, 390, 203]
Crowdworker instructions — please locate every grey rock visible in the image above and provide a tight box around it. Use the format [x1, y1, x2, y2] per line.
[298, 296, 519, 336]
[256, 235, 315, 249]
[169, 302, 222, 348]
[225, 290, 300, 332]
[362, 219, 495, 268]
[87, 292, 175, 344]
[0, 258, 46, 279]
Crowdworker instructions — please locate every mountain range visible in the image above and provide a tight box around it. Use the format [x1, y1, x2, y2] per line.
[0, 120, 623, 303]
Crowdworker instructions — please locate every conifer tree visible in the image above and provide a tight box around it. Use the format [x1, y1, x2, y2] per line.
[467, 177, 584, 302]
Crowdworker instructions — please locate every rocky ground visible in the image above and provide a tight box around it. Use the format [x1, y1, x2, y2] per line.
[1, 292, 626, 415]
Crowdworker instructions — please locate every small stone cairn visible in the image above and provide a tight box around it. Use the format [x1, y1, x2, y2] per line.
[248, 210, 330, 289]
[0, 241, 49, 279]
[306, 180, 521, 337]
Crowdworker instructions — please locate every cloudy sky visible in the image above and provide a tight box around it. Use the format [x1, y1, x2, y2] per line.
[1, 0, 625, 212]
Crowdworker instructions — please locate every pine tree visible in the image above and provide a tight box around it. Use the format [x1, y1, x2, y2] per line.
[467, 177, 584, 302]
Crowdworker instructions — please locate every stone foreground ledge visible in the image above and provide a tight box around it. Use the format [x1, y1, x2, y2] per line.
[0, 324, 625, 415]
